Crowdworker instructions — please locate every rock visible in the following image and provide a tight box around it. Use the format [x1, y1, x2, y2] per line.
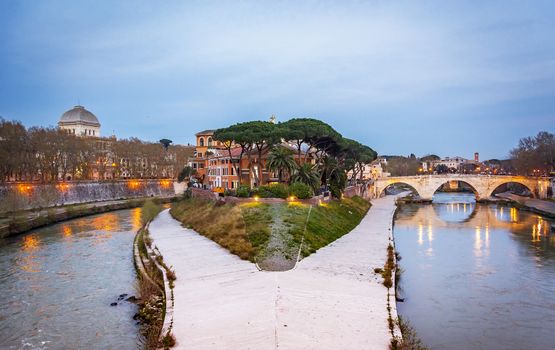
[110, 302, 117, 306]
[118, 293, 128, 301]
[133, 313, 140, 320]
[126, 296, 139, 303]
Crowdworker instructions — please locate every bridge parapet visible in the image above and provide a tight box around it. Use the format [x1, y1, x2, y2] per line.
[372, 175, 551, 201]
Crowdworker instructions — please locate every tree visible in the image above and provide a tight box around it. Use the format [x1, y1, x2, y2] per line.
[291, 163, 320, 191]
[266, 146, 296, 183]
[213, 123, 254, 186]
[279, 118, 341, 162]
[242, 121, 279, 185]
[177, 166, 197, 183]
[435, 164, 449, 174]
[510, 131, 555, 175]
[159, 138, 173, 151]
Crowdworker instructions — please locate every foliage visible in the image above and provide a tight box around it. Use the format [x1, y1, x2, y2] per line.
[177, 166, 196, 182]
[159, 138, 173, 150]
[510, 131, 555, 175]
[256, 183, 289, 199]
[0, 118, 193, 183]
[291, 163, 320, 190]
[236, 185, 251, 198]
[266, 146, 297, 182]
[390, 317, 430, 350]
[329, 169, 347, 198]
[289, 182, 313, 199]
[141, 200, 163, 225]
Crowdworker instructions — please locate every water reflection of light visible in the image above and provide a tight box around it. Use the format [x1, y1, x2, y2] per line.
[418, 222, 424, 245]
[21, 235, 41, 273]
[23, 235, 40, 251]
[131, 208, 142, 231]
[91, 214, 118, 232]
[427, 223, 433, 243]
[531, 216, 548, 243]
[62, 225, 72, 237]
[464, 203, 467, 213]
[510, 208, 518, 223]
[474, 226, 482, 255]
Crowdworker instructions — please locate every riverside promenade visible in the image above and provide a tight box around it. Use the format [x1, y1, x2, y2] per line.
[149, 195, 401, 349]
[496, 192, 555, 218]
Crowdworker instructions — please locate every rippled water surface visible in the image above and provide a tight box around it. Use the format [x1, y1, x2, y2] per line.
[0, 208, 142, 349]
[394, 193, 555, 350]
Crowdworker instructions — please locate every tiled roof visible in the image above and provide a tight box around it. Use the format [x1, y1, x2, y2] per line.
[195, 130, 215, 136]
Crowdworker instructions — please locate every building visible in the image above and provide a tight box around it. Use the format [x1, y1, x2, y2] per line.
[56, 105, 192, 181]
[58, 105, 101, 137]
[190, 129, 312, 189]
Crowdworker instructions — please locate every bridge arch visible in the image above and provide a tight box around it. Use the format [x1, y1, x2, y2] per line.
[378, 182, 421, 198]
[430, 180, 479, 200]
[487, 180, 536, 198]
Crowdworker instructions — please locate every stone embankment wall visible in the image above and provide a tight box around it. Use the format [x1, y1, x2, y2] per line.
[0, 180, 175, 212]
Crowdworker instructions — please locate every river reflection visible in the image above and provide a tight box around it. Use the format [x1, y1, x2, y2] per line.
[0, 208, 142, 349]
[395, 192, 555, 350]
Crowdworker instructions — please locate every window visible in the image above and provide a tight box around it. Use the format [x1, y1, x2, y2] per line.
[208, 137, 213, 146]
[199, 138, 204, 147]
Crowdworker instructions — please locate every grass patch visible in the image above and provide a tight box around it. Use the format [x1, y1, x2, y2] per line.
[240, 202, 272, 259]
[299, 196, 371, 256]
[141, 200, 163, 226]
[170, 198, 255, 261]
[169, 196, 371, 263]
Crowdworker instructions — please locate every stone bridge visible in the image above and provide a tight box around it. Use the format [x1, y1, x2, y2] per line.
[372, 175, 551, 201]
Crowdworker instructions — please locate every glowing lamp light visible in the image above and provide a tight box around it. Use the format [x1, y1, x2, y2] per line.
[112, 162, 117, 167]
[289, 196, 296, 201]
[253, 195, 259, 202]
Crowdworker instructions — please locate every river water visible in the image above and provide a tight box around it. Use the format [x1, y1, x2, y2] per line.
[394, 192, 555, 350]
[0, 208, 142, 349]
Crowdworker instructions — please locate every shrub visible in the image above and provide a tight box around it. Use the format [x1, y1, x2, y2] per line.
[236, 185, 251, 198]
[257, 183, 289, 198]
[289, 182, 313, 199]
[224, 189, 236, 197]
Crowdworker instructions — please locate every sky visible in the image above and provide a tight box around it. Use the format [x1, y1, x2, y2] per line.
[1, 0, 554, 160]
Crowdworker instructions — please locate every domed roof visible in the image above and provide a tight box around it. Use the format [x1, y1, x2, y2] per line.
[59, 105, 100, 126]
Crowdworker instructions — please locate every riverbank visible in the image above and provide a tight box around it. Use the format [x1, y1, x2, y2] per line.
[494, 192, 555, 219]
[149, 194, 402, 349]
[0, 196, 175, 239]
[170, 196, 370, 269]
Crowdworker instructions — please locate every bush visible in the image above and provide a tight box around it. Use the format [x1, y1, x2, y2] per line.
[236, 185, 251, 198]
[289, 182, 313, 199]
[224, 189, 236, 197]
[257, 183, 289, 198]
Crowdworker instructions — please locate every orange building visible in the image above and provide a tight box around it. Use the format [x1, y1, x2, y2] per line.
[190, 129, 312, 189]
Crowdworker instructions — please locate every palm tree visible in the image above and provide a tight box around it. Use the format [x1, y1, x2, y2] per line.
[292, 163, 320, 190]
[320, 155, 340, 186]
[266, 146, 296, 183]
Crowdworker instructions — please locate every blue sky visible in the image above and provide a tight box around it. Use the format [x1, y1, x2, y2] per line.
[1, 0, 554, 160]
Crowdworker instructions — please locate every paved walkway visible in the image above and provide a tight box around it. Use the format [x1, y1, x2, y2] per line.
[149, 195, 400, 349]
[496, 192, 555, 216]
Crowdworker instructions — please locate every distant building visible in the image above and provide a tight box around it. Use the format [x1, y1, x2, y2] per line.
[58, 105, 101, 137]
[433, 156, 469, 171]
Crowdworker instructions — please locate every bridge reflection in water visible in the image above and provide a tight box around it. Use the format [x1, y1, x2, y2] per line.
[394, 192, 555, 350]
